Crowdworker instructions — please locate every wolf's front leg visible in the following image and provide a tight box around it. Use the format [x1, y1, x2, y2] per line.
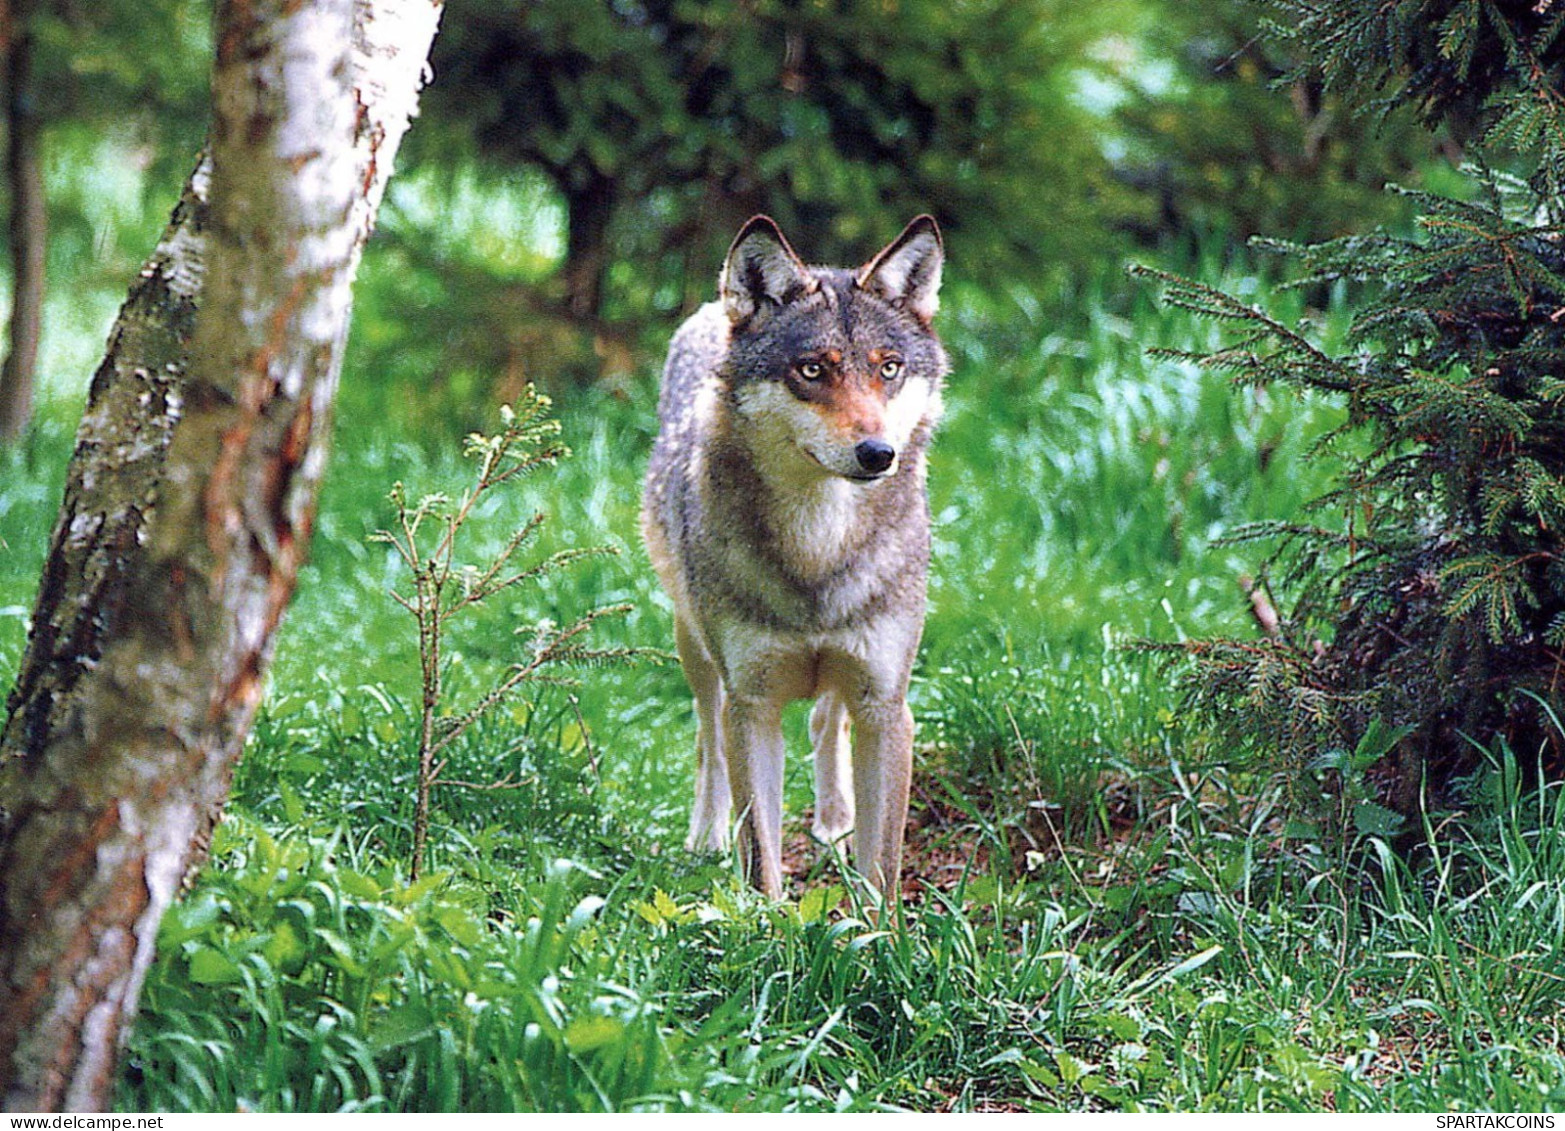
[688, 700, 730, 852]
[850, 699, 914, 898]
[722, 695, 787, 898]
[677, 619, 731, 852]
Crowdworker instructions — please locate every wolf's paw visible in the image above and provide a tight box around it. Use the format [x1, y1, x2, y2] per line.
[810, 808, 854, 848]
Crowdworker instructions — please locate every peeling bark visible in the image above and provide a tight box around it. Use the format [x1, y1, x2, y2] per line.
[0, 0, 443, 1112]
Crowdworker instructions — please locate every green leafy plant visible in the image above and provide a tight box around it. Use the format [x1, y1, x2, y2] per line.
[1305, 719, 1412, 849]
[373, 387, 636, 878]
[125, 818, 696, 1112]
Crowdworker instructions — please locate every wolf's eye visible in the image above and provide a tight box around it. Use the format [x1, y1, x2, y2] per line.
[879, 359, 904, 381]
[798, 361, 825, 381]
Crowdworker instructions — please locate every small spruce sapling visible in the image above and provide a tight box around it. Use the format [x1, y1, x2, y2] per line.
[373, 388, 636, 878]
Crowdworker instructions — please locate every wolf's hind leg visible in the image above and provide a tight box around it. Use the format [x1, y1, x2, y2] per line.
[677, 618, 730, 852]
[809, 692, 854, 846]
[851, 699, 914, 898]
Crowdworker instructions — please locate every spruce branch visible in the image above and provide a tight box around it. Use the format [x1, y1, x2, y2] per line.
[1131, 264, 1357, 394]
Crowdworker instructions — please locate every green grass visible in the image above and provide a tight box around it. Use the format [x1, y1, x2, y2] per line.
[4, 240, 1565, 1111]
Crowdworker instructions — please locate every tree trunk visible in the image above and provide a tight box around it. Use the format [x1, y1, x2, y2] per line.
[0, 0, 443, 1112]
[0, 0, 46, 442]
[563, 171, 615, 323]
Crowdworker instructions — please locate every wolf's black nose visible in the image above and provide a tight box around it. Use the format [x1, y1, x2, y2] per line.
[855, 438, 896, 475]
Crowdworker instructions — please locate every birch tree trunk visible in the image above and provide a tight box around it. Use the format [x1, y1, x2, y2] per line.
[0, 0, 443, 1111]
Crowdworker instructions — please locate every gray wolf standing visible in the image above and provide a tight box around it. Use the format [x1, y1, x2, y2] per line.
[642, 214, 948, 899]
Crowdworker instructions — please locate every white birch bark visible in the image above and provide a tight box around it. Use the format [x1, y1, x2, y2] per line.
[0, 0, 443, 1111]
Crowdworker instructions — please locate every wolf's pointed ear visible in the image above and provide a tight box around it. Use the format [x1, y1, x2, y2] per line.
[720, 215, 816, 326]
[856, 215, 943, 325]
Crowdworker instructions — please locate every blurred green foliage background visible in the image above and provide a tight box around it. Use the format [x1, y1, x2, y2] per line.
[4, 0, 1454, 424]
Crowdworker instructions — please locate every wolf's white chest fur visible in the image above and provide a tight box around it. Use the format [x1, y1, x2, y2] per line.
[766, 475, 862, 581]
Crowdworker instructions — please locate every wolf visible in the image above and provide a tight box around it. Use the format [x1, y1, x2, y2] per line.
[641, 214, 947, 899]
